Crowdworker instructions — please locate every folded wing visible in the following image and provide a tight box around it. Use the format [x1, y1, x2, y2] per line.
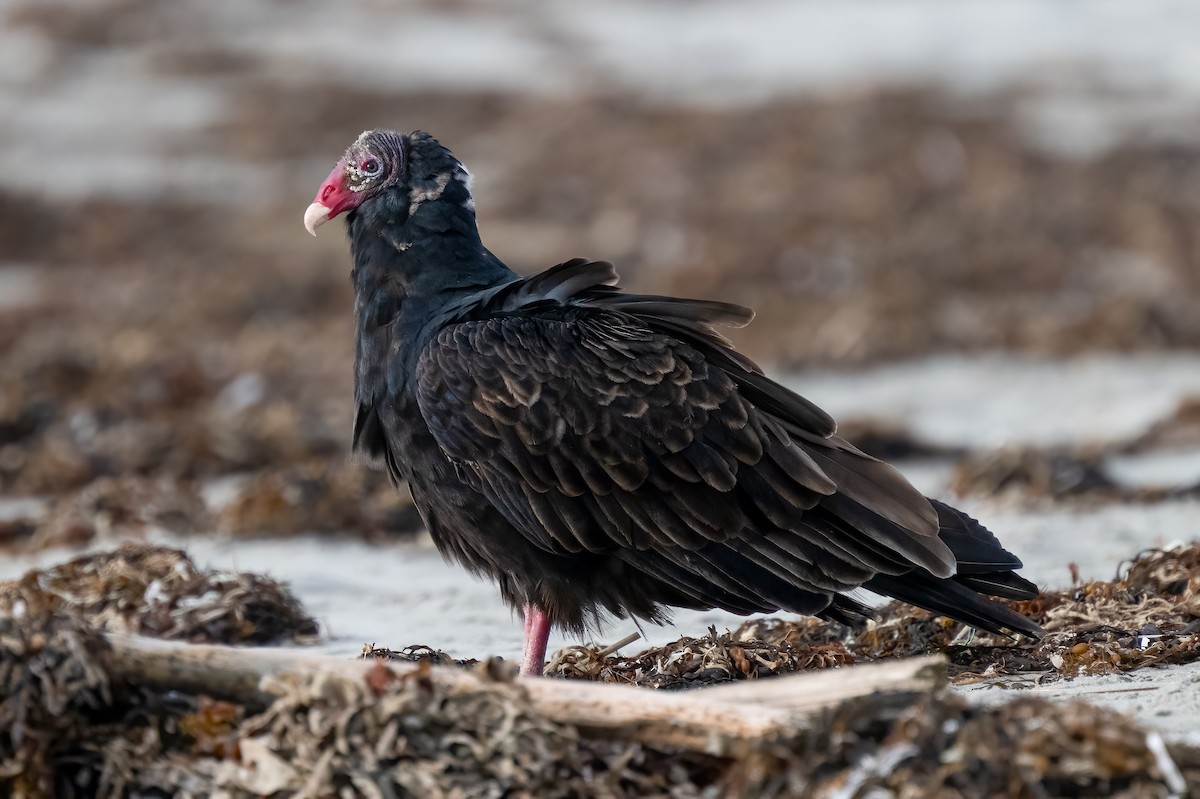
[415, 259, 1036, 633]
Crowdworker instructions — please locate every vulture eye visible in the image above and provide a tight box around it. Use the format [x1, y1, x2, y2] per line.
[360, 158, 382, 178]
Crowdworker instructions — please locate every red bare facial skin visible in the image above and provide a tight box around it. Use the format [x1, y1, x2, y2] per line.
[303, 160, 364, 236]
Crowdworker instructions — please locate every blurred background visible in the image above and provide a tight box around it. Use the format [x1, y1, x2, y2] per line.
[1, 0, 1199, 653]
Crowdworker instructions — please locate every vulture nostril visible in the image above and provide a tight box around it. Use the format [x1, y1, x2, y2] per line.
[320, 184, 336, 203]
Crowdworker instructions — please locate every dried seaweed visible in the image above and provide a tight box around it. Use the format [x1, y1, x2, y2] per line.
[746, 692, 1188, 798]
[932, 545, 1198, 684]
[0, 542, 319, 645]
[951, 445, 1120, 502]
[4, 619, 719, 799]
[536, 544, 1200, 689]
[23, 475, 212, 552]
[216, 459, 420, 540]
[1125, 396, 1200, 453]
[2, 610, 1192, 798]
[549, 623, 855, 689]
[0, 604, 112, 798]
[360, 642, 482, 670]
[1, 543, 1198, 797]
[182, 660, 724, 798]
[950, 444, 1200, 505]
[221, 664, 590, 797]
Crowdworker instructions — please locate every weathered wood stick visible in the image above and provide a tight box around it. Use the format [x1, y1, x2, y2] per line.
[701, 654, 947, 712]
[103, 634, 945, 754]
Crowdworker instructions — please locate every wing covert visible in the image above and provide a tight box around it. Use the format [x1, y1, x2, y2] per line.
[416, 310, 837, 556]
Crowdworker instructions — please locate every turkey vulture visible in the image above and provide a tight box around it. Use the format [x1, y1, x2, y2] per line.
[304, 130, 1041, 676]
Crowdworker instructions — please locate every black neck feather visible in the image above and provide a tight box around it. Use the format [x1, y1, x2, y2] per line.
[348, 186, 513, 300]
[347, 185, 515, 401]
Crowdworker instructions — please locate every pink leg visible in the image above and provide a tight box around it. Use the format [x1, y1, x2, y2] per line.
[519, 603, 551, 677]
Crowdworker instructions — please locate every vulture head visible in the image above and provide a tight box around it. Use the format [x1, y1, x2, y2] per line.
[303, 129, 475, 236]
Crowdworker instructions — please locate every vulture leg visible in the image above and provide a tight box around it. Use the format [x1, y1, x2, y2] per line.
[520, 603, 551, 677]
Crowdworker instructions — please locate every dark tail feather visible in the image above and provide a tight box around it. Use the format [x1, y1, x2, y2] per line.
[956, 571, 1039, 601]
[931, 499, 1024, 573]
[931, 500, 1038, 594]
[866, 498, 1043, 637]
[866, 571, 1043, 637]
[819, 593, 876, 627]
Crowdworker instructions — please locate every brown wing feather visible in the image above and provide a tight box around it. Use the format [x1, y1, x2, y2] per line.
[415, 302, 955, 604]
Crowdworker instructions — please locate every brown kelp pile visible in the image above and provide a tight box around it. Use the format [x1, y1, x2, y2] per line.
[538, 545, 1200, 688]
[0, 543, 319, 646]
[2, 606, 1194, 797]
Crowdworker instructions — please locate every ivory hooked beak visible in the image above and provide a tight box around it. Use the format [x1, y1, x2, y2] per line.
[303, 202, 332, 236]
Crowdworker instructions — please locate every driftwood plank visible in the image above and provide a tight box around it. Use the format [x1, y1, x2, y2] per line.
[701, 654, 947, 711]
[104, 634, 945, 754]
